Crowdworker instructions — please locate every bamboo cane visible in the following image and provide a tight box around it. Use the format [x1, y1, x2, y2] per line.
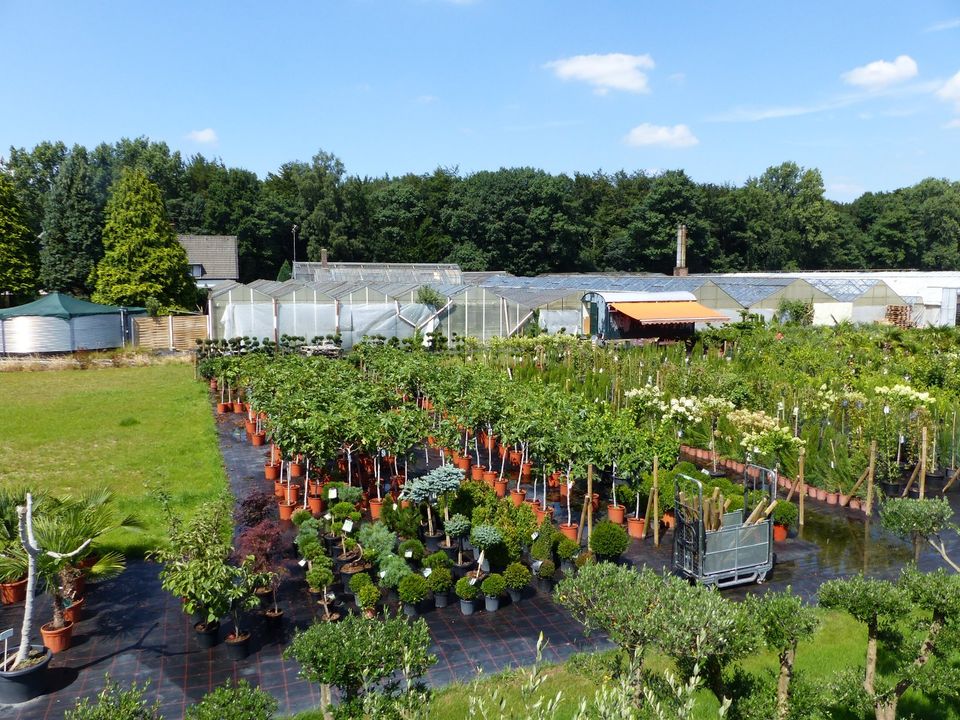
[864, 441, 876, 515]
[798, 451, 806, 527]
[900, 460, 922, 497]
[653, 456, 660, 547]
[942, 466, 960, 494]
[839, 467, 870, 508]
[919, 426, 927, 499]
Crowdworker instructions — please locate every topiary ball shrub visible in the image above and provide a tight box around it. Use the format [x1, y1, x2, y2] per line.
[426, 566, 453, 594]
[185, 679, 278, 720]
[589, 520, 630, 560]
[398, 574, 430, 605]
[455, 576, 480, 600]
[503, 562, 532, 591]
[423, 550, 453, 569]
[290, 508, 313, 527]
[536, 560, 555, 580]
[470, 524, 503, 550]
[357, 583, 380, 612]
[399, 538, 425, 563]
[444, 513, 471, 540]
[556, 535, 580, 561]
[348, 572, 373, 595]
[480, 573, 506, 598]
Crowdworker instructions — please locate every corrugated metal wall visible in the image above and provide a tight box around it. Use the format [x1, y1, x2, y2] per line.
[0, 314, 124, 353]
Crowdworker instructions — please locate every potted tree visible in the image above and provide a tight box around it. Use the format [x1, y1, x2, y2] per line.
[224, 557, 271, 660]
[503, 562, 531, 603]
[306, 564, 339, 623]
[427, 566, 453, 608]
[398, 573, 430, 617]
[399, 466, 462, 552]
[534, 560, 556, 593]
[348, 572, 373, 606]
[588, 520, 630, 563]
[771, 501, 799, 542]
[357, 583, 380, 619]
[481, 573, 506, 612]
[455, 576, 480, 615]
[444, 513, 472, 572]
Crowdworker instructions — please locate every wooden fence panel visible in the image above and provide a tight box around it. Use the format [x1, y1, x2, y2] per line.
[133, 316, 208, 350]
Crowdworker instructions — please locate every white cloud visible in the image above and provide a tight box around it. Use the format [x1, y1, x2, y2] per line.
[624, 123, 698, 148]
[937, 70, 960, 109]
[945, 118, 960, 129]
[842, 55, 918, 89]
[926, 18, 960, 32]
[417, 94, 439, 104]
[544, 53, 655, 95]
[186, 128, 218, 144]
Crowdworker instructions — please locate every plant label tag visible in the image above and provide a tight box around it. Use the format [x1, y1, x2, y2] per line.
[324, 513, 332, 521]
[328, 488, 338, 499]
[531, 532, 539, 540]
[469, 577, 477, 585]
[532, 560, 542, 573]
[480, 559, 490, 572]
[392, 503, 398, 511]
[422, 568, 432, 577]
[298, 559, 307, 567]
[404, 550, 413, 558]
[379, 570, 387, 578]
[830, 461, 835, 469]
[0, 629, 12, 642]
[899, 434, 905, 444]
[342, 519, 354, 533]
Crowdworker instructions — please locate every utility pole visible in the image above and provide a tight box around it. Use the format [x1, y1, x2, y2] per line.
[292, 224, 299, 267]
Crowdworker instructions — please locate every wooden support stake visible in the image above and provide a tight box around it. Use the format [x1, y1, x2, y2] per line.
[919, 427, 927, 499]
[901, 460, 921, 497]
[586, 463, 594, 540]
[745, 499, 767, 525]
[798, 451, 806, 527]
[576, 489, 589, 544]
[641, 482, 654, 540]
[864, 440, 877, 516]
[943, 466, 960, 494]
[652, 456, 660, 547]
[839, 467, 870, 508]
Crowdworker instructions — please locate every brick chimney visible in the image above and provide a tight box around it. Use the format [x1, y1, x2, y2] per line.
[321, 247, 328, 268]
[673, 224, 688, 277]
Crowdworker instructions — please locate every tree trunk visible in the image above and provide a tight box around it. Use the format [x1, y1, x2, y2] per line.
[864, 625, 878, 696]
[874, 700, 897, 720]
[776, 644, 796, 720]
[52, 591, 65, 629]
[321, 684, 334, 720]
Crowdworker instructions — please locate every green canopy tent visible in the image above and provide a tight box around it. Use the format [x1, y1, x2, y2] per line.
[0, 292, 145, 354]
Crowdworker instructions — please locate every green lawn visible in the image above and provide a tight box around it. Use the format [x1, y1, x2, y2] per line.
[0, 363, 227, 556]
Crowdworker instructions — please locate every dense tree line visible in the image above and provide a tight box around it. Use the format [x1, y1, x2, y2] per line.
[2, 137, 959, 304]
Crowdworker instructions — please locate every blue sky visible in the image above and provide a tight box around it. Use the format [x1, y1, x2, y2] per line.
[1, 1, 958, 201]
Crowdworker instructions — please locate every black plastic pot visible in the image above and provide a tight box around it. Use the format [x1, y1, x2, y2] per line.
[536, 577, 554, 594]
[194, 620, 220, 648]
[264, 609, 284, 631]
[0, 645, 51, 704]
[880, 481, 903, 498]
[402, 602, 418, 618]
[423, 533, 443, 553]
[225, 633, 249, 661]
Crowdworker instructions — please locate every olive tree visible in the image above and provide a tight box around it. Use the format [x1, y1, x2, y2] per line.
[880, 497, 958, 571]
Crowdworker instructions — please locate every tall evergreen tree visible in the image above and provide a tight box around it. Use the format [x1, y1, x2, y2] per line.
[40, 146, 103, 295]
[91, 169, 196, 310]
[0, 173, 37, 302]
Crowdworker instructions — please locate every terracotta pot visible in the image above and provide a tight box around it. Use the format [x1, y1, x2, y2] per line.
[533, 505, 554, 524]
[285, 484, 301, 504]
[849, 498, 862, 511]
[274, 481, 285, 498]
[232, 401, 245, 414]
[509, 450, 523, 466]
[499, 445, 508, 458]
[591, 493, 600, 512]
[289, 462, 304, 478]
[815, 489, 827, 501]
[265, 463, 281, 481]
[270, 445, 282, 464]
[470, 465, 486, 481]
[661, 510, 676, 529]
[825, 492, 838, 505]
[244, 420, 256, 437]
[559, 523, 579, 541]
[209, 379, 218, 390]
[607, 504, 626, 524]
[521, 462, 532, 479]
[773, 523, 788, 542]
[308, 495, 324, 514]
[278, 502, 296, 521]
[400, 499, 412, 509]
[806, 486, 817, 498]
[494, 479, 508, 498]
[216, 402, 230, 414]
[483, 470, 498, 486]
[63, 596, 84, 624]
[40, 621, 73, 653]
[510, 489, 526, 507]
[559, 483, 568, 498]
[369, 498, 383, 520]
[627, 516, 645, 539]
[0, 576, 27, 604]
[251, 432, 266, 446]
[839, 493, 850, 506]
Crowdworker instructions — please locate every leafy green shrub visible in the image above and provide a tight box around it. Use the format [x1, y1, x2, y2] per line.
[427, 566, 453, 593]
[455, 576, 480, 600]
[589, 521, 629, 560]
[65, 677, 160, 720]
[290, 508, 312, 527]
[772, 500, 799, 528]
[306, 565, 334, 592]
[185, 679, 278, 720]
[348, 572, 373, 594]
[536, 560, 556, 579]
[357, 583, 380, 611]
[398, 573, 429, 604]
[530, 526, 556, 562]
[423, 550, 453, 569]
[399, 538, 425, 563]
[556, 535, 580, 561]
[377, 553, 412, 589]
[382, 503, 421, 539]
[575, 550, 596, 568]
[503, 562, 531, 590]
[481, 573, 506, 597]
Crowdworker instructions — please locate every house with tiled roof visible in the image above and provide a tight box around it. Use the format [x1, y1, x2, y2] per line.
[177, 235, 239, 288]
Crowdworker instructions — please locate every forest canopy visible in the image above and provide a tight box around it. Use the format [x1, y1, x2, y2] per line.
[3, 137, 959, 301]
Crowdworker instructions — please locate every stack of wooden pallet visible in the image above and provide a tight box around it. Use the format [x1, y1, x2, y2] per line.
[884, 304, 913, 328]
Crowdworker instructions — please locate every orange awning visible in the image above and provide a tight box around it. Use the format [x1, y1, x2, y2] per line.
[609, 300, 728, 325]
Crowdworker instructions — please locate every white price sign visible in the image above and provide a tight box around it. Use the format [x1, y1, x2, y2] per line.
[422, 568, 432, 577]
[342, 519, 354, 533]
[404, 550, 413, 558]
[328, 488, 337, 499]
